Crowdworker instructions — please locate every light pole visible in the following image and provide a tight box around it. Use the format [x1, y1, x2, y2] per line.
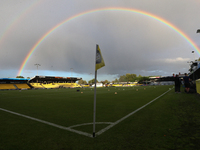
[34, 64, 41, 76]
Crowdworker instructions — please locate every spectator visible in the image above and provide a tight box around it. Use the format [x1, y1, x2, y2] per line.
[183, 73, 190, 93]
[174, 74, 181, 93]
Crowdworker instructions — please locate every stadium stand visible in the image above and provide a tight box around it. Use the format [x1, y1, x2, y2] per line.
[112, 84, 123, 87]
[73, 83, 82, 88]
[0, 76, 82, 90]
[29, 83, 45, 89]
[41, 83, 59, 89]
[15, 84, 31, 89]
[58, 83, 82, 88]
[28, 76, 82, 89]
[0, 78, 30, 90]
[188, 60, 200, 80]
[0, 84, 16, 90]
[111, 83, 140, 87]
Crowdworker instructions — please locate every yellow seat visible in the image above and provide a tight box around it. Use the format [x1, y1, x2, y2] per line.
[15, 84, 30, 89]
[30, 83, 45, 89]
[0, 84, 16, 90]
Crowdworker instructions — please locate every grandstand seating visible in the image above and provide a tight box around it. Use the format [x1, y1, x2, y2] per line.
[58, 83, 81, 88]
[28, 83, 81, 89]
[112, 84, 123, 87]
[30, 83, 45, 89]
[41, 83, 60, 89]
[0, 84, 16, 90]
[73, 83, 82, 88]
[15, 84, 31, 89]
[0, 82, 81, 90]
[0, 76, 82, 90]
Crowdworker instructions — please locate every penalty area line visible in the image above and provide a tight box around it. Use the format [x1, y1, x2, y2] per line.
[0, 108, 93, 138]
[96, 88, 173, 136]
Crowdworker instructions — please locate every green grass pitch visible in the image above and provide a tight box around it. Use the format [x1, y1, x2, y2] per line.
[0, 85, 200, 150]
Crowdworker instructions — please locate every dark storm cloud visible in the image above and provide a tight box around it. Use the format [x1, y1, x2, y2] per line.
[0, 0, 200, 79]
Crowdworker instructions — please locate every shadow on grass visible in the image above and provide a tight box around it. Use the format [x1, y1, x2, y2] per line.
[168, 92, 200, 150]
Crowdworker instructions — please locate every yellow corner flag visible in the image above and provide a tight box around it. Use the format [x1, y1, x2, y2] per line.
[96, 44, 105, 71]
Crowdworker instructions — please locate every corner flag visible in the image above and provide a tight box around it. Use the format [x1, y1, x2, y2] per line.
[96, 45, 105, 71]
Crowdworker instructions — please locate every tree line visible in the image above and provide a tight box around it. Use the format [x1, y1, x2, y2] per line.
[78, 73, 151, 85]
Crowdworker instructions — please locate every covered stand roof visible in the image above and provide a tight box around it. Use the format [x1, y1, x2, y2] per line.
[0, 78, 29, 83]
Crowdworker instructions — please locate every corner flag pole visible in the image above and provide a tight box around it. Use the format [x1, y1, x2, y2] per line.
[93, 44, 105, 138]
[93, 70, 97, 138]
[93, 44, 98, 138]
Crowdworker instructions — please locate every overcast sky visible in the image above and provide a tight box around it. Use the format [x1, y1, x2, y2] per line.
[0, 0, 200, 82]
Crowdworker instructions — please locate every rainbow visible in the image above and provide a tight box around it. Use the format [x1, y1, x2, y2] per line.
[17, 7, 200, 76]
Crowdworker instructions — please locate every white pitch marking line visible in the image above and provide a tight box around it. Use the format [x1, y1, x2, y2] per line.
[0, 108, 93, 138]
[68, 122, 113, 129]
[0, 88, 173, 138]
[96, 88, 173, 136]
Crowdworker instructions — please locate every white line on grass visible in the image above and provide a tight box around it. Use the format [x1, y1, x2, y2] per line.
[0, 108, 93, 138]
[96, 88, 172, 136]
[68, 122, 113, 129]
[0, 88, 172, 138]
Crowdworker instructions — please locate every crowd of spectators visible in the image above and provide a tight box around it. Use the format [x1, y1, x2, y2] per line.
[174, 73, 196, 93]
